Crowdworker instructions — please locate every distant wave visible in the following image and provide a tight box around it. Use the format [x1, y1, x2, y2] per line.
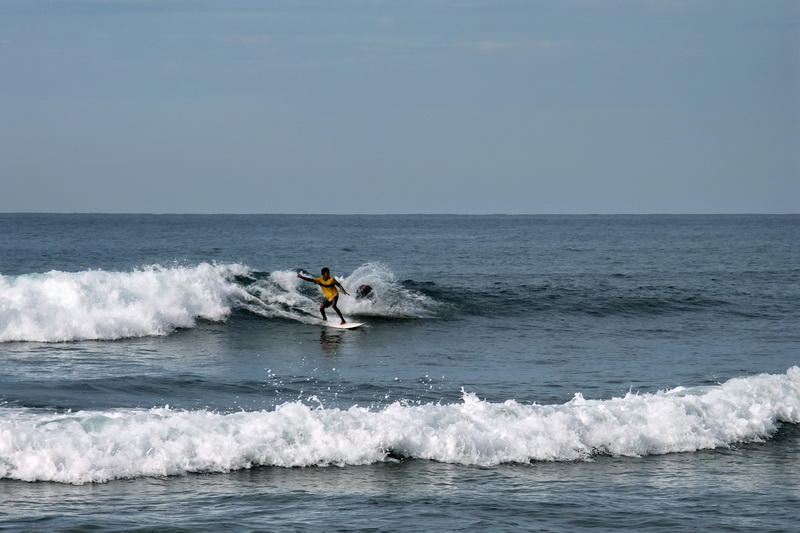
[2, 368, 798, 484]
[0, 262, 440, 343]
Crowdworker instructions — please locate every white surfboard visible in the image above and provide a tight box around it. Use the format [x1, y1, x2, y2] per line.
[323, 322, 365, 329]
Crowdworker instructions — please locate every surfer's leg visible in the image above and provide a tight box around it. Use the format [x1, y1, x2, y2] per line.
[319, 300, 328, 321]
[330, 296, 346, 324]
[333, 306, 345, 324]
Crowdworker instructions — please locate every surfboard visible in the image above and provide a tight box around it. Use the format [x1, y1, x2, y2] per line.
[323, 322, 365, 329]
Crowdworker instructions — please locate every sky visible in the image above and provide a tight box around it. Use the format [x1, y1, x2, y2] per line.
[1, 0, 798, 214]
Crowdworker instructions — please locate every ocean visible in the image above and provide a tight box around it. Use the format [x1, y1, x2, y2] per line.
[1, 213, 798, 532]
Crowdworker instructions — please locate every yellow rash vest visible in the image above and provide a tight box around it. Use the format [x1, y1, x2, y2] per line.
[314, 277, 339, 301]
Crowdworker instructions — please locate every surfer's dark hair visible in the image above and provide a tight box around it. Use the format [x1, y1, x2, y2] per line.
[321, 267, 330, 275]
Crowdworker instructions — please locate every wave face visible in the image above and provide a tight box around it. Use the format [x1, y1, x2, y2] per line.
[2, 368, 798, 484]
[0, 262, 440, 343]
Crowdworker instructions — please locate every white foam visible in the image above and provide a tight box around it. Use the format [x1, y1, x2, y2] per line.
[2, 368, 798, 484]
[0, 263, 250, 342]
[237, 269, 322, 324]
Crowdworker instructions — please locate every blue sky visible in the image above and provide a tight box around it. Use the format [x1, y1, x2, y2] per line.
[2, 0, 798, 214]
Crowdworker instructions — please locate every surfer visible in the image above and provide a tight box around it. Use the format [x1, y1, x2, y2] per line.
[297, 267, 350, 324]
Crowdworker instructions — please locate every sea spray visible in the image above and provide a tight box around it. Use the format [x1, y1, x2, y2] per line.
[343, 262, 442, 318]
[2, 368, 797, 484]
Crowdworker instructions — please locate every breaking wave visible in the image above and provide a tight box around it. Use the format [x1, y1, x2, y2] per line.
[2, 368, 798, 484]
[0, 262, 439, 342]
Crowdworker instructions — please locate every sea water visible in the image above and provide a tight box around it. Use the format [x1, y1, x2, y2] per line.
[1, 214, 798, 532]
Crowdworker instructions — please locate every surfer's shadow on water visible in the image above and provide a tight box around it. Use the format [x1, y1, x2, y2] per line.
[319, 329, 345, 355]
[319, 328, 346, 355]
[318, 322, 367, 355]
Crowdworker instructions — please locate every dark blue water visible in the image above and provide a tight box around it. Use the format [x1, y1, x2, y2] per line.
[1, 214, 798, 532]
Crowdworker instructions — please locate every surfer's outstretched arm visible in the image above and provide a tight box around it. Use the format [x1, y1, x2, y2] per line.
[335, 279, 349, 296]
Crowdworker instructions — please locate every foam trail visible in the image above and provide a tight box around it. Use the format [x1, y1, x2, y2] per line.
[2, 368, 797, 484]
[239, 269, 328, 324]
[0, 263, 251, 342]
